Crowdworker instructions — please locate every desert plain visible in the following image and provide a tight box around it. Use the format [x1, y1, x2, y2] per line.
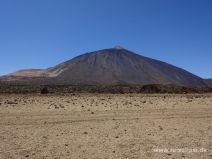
[0, 93, 212, 159]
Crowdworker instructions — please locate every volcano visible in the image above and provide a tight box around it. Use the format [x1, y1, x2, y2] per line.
[0, 47, 209, 88]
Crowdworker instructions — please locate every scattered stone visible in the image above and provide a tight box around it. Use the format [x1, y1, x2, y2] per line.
[42, 136, 47, 139]
[55, 106, 59, 109]
[6, 101, 18, 105]
[159, 126, 163, 131]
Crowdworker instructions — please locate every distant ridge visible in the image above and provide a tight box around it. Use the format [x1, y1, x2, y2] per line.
[0, 47, 210, 88]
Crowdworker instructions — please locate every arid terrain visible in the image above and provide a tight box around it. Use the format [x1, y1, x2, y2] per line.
[0, 93, 212, 159]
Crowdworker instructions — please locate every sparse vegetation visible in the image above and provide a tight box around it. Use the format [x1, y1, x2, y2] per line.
[0, 83, 211, 94]
[41, 87, 49, 94]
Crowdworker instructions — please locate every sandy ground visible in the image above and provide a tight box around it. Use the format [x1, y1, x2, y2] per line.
[0, 93, 212, 159]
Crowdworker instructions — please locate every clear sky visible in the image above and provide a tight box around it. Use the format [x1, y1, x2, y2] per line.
[0, 0, 212, 78]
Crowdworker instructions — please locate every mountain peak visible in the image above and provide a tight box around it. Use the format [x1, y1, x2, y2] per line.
[114, 45, 125, 50]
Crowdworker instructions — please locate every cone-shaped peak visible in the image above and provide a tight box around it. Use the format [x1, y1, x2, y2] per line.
[114, 45, 125, 50]
[0, 46, 207, 88]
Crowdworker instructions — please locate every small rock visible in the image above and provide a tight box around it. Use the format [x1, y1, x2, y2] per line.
[42, 136, 47, 139]
[159, 126, 163, 131]
[55, 106, 59, 109]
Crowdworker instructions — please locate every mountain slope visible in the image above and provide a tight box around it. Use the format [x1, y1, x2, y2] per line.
[0, 47, 208, 87]
[204, 79, 212, 88]
[9, 69, 48, 77]
[49, 48, 205, 87]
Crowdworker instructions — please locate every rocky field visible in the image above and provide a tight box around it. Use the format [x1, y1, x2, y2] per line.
[0, 94, 212, 159]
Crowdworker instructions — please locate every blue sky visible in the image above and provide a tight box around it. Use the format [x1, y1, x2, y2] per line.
[0, 0, 212, 78]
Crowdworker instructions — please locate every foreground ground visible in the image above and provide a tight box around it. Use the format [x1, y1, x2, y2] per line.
[0, 93, 211, 159]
